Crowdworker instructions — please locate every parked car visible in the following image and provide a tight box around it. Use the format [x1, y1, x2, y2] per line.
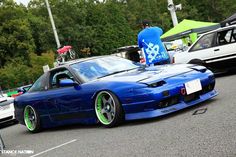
[163, 42, 188, 63]
[112, 45, 145, 63]
[0, 94, 15, 125]
[173, 24, 236, 72]
[10, 84, 33, 98]
[14, 56, 217, 132]
[113, 44, 175, 64]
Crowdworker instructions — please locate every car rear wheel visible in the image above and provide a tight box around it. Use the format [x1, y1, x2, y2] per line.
[95, 91, 124, 127]
[24, 105, 41, 133]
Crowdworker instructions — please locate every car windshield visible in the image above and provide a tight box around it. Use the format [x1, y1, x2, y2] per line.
[164, 42, 174, 51]
[70, 56, 140, 82]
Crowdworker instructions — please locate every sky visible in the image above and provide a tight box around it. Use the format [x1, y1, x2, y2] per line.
[15, 0, 30, 6]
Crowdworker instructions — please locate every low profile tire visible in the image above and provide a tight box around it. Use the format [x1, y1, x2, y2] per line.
[24, 105, 41, 133]
[95, 91, 124, 128]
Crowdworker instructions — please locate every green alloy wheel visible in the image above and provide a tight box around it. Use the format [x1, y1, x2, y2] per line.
[95, 91, 123, 127]
[24, 105, 41, 133]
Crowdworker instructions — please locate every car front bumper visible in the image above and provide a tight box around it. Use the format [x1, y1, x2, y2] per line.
[124, 89, 218, 120]
[0, 104, 15, 124]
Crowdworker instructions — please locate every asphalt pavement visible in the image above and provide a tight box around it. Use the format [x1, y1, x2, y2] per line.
[1, 72, 236, 157]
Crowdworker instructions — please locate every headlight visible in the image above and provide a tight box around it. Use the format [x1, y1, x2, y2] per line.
[148, 80, 166, 88]
[190, 66, 207, 73]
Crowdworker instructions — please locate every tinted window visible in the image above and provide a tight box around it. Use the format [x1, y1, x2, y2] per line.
[191, 33, 215, 51]
[49, 69, 74, 89]
[28, 74, 46, 93]
[217, 28, 236, 45]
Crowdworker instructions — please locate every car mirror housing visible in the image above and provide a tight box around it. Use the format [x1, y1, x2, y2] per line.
[60, 79, 78, 87]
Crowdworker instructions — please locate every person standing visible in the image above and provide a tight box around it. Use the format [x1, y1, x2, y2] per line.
[138, 20, 170, 65]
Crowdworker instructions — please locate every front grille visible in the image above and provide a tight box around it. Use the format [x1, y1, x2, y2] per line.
[183, 93, 200, 102]
[200, 82, 215, 94]
[157, 95, 179, 108]
[0, 116, 13, 123]
[182, 82, 215, 103]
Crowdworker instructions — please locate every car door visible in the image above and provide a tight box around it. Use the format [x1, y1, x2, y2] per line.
[44, 68, 84, 121]
[186, 32, 217, 63]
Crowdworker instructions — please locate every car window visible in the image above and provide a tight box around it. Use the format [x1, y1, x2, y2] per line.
[70, 56, 139, 82]
[28, 74, 46, 93]
[49, 69, 74, 89]
[217, 28, 236, 45]
[164, 42, 174, 51]
[190, 33, 215, 51]
[233, 28, 236, 41]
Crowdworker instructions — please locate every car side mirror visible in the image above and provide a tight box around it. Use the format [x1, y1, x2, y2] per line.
[60, 79, 79, 87]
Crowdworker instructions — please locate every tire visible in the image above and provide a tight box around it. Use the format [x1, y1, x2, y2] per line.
[95, 91, 124, 128]
[24, 105, 41, 133]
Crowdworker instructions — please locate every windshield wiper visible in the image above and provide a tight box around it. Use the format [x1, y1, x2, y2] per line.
[97, 68, 138, 79]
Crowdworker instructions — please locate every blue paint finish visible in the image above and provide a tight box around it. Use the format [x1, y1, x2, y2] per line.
[124, 90, 218, 120]
[14, 56, 218, 129]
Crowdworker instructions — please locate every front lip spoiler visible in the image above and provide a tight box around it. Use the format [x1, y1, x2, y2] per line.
[124, 90, 218, 120]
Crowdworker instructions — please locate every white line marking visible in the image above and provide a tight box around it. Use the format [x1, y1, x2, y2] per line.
[30, 139, 77, 157]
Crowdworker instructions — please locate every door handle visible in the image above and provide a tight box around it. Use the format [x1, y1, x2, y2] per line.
[214, 49, 220, 51]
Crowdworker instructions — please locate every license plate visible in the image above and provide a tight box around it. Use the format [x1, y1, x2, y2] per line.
[184, 79, 202, 95]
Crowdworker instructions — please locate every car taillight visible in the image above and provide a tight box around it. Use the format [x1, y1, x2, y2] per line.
[172, 57, 175, 63]
[140, 57, 145, 63]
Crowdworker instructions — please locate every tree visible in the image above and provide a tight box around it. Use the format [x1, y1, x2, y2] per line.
[0, 51, 55, 90]
[0, 0, 35, 67]
[1, 0, 236, 90]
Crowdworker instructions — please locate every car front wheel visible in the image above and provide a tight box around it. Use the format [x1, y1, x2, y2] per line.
[95, 91, 124, 127]
[24, 105, 41, 133]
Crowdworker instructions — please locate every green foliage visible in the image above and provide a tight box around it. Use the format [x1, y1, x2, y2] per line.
[0, 1, 35, 67]
[0, 52, 55, 90]
[0, 0, 236, 90]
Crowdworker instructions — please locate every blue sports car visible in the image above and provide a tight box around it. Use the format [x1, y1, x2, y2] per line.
[14, 56, 218, 132]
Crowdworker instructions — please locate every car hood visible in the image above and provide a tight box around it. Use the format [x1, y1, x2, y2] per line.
[99, 64, 198, 84]
[0, 96, 14, 106]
